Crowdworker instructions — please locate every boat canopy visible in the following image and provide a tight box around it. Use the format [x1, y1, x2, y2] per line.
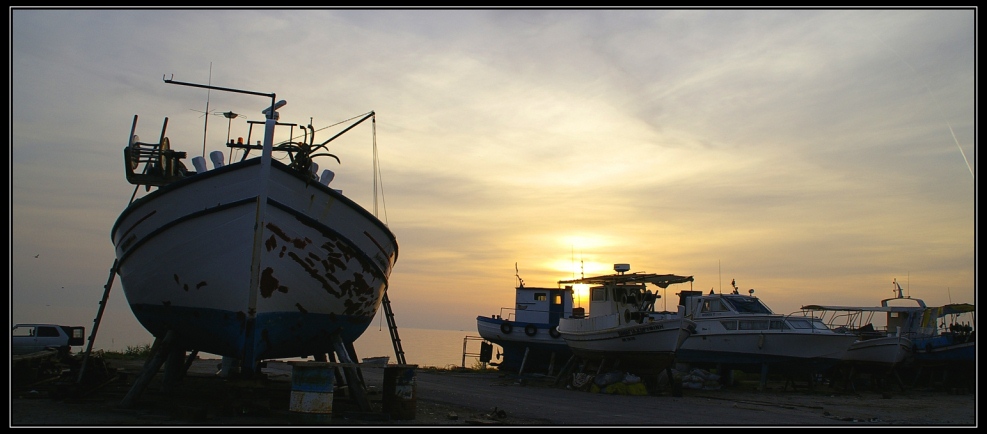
[801, 304, 914, 313]
[802, 303, 974, 316]
[933, 303, 975, 316]
[558, 272, 694, 289]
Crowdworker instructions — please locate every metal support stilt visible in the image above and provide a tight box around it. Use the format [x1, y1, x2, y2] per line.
[759, 363, 769, 391]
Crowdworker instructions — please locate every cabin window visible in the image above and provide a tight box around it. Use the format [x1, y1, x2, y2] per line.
[720, 320, 738, 330]
[553, 294, 562, 305]
[702, 299, 727, 313]
[787, 319, 814, 329]
[769, 320, 789, 330]
[723, 296, 772, 314]
[591, 287, 607, 302]
[534, 293, 547, 302]
[739, 320, 769, 330]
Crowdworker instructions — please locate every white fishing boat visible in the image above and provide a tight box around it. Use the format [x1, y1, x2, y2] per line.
[800, 306, 915, 369]
[556, 264, 697, 374]
[111, 77, 398, 377]
[475, 266, 576, 374]
[676, 280, 857, 384]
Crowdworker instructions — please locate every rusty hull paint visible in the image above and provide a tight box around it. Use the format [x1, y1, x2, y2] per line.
[261, 221, 381, 319]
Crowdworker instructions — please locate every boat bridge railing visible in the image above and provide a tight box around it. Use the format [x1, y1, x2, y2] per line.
[499, 307, 572, 323]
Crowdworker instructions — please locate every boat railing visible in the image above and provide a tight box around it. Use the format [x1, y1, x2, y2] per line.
[562, 313, 620, 332]
[496, 308, 516, 322]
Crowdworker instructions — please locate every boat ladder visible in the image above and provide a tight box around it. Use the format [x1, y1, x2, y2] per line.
[381, 292, 407, 365]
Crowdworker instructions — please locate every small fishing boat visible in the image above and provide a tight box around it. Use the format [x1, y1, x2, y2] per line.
[805, 280, 974, 389]
[799, 303, 915, 390]
[361, 356, 390, 366]
[676, 280, 857, 386]
[555, 264, 697, 374]
[111, 77, 398, 377]
[882, 281, 974, 366]
[475, 266, 575, 374]
[801, 287, 919, 370]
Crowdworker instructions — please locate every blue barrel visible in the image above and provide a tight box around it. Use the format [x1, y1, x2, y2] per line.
[382, 364, 418, 420]
[289, 362, 335, 425]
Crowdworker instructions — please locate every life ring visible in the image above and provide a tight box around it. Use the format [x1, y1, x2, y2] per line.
[500, 322, 513, 334]
[549, 326, 561, 339]
[524, 324, 537, 337]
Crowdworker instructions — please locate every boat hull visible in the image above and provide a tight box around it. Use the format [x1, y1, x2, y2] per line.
[844, 335, 913, 366]
[676, 328, 856, 374]
[911, 333, 975, 364]
[558, 315, 695, 372]
[111, 159, 398, 365]
[476, 316, 571, 372]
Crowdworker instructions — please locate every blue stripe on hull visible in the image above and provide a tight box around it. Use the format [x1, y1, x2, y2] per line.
[131, 303, 374, 360]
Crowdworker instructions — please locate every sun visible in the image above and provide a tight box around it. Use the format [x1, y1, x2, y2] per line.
[571, 283, 591, 308]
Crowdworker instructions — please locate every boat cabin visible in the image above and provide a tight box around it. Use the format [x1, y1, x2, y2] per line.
[512, 286, 576, 324]
[678, 290, 775, 318]
[561, 264, 693, 321]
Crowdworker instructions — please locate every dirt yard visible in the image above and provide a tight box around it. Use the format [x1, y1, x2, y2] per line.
[9, 357, 978, 426]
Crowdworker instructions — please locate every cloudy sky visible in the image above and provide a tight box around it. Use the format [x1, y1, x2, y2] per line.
[10, 8, 976, 352]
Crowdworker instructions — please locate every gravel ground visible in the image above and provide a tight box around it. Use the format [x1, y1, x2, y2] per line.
[9, 358, 978, 427]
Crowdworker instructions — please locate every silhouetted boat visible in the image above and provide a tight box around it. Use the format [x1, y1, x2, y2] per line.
[475, 266, 575, 374]
[556, 264, 697, 374]
[111, 77, 398, 376]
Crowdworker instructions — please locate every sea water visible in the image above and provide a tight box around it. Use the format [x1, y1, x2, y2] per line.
[205, 327, 485, 369]
[350, 327, 484, 369]
[95, 325, 484, 369]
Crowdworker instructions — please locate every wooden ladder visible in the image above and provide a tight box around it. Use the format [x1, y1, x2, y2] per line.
[381, 291, 407, 365]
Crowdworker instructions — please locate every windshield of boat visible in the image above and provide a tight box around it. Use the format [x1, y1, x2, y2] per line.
[721, 295, 772, 314]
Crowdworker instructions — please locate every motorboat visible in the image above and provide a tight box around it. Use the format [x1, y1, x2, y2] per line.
[676, 280, 857, 384]
[111, 77, 398, 377]
[475, 266, 576, 374]
[556, 264, 697, 374]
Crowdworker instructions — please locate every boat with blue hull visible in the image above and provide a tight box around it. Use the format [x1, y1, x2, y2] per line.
[476, 268, 576, 374]
[805, 280, 974, 389]
[112, 77, 398, 377]
[870, 281, 974, 367]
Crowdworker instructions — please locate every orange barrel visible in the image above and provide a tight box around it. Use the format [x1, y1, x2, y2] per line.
[382, 364, 418, 420]
[288, 362, 335, 425]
